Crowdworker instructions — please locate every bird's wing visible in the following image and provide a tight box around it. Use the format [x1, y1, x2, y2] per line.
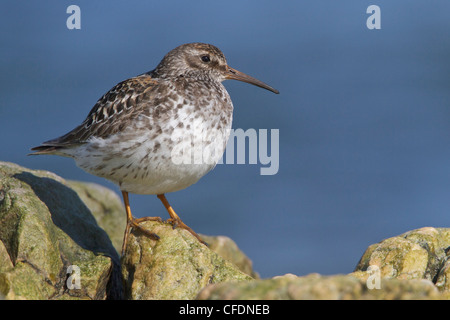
[31, 73, 160, 153]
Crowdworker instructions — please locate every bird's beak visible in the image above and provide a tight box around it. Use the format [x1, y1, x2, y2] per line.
[225, 66, 279, 94]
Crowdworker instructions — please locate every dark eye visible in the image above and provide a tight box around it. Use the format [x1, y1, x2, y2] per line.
[201, 55, 210, 63]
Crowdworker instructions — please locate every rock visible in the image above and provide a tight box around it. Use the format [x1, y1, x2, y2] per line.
[66, 181, 126, 253]
[200, 234, 258, 279]
[351, 227, 450, 299]
[0, 161, 122, 299]
[0, 161, 258, 300]
[121, 221, 254, 300]
[198, 228, 450, 300]
[353, 227, 450, 284]
[435, 259, 450, 293]
[2, 161, 449, 300]
[197, 273, 445, 300]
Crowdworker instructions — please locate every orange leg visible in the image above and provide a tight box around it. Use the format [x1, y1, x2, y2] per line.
[121, 191, 161, 255]
[157, 194, 207, 246]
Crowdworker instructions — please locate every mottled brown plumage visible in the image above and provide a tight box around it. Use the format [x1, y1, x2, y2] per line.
[31, 42, 278, 254]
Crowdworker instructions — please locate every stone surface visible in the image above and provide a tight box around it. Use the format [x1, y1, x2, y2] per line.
[200, 234, 258, 279]
[2, 161, 449, 300]
[197, 273, 445, 300]
[353, 227, 450, 283]
[198, 228, 450, 300]
[0, 161, 122, 299]
[0, 161, 258, 300]
[435, 259, 450, 293]
[121, 221, 254, 300]
[67, 180, 125, 253]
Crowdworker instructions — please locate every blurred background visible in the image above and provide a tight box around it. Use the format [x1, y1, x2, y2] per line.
[1, 1, 450, 278]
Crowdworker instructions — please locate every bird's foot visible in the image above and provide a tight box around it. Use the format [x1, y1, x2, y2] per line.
[122, 216, 162, 256]
[166, 217, 208, 246]
[130, 216, 162, 240]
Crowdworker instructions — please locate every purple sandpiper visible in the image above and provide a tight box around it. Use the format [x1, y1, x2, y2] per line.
[31, 43, 279, 254]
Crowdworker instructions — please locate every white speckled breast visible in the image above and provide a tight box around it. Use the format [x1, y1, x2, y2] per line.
[74, 79, 233, 195]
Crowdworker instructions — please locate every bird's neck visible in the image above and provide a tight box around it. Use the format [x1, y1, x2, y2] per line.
[148, 68, 219, 84]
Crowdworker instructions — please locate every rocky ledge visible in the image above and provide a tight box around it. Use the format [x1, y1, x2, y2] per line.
[0, 161, 449, 299]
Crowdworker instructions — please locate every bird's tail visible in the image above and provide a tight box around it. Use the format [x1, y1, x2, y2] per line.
[28, 139, 81, 157]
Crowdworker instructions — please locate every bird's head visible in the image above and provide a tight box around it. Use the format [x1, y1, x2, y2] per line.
[154, 43, 279, 94]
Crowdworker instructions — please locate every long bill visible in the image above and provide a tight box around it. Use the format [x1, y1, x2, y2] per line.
[225, 66, 279, 94]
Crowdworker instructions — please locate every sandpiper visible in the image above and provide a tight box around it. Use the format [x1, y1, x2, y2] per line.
[30, 43, 279, 254]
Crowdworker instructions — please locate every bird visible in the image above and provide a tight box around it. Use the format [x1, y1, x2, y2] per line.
[30, 43, 279, 254]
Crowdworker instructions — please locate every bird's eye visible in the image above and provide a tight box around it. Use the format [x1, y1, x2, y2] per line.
[201, 55, 211, 63]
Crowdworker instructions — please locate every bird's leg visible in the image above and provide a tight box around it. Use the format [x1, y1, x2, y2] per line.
[157, 194, 208, 246]
[121, 191, 161, 255]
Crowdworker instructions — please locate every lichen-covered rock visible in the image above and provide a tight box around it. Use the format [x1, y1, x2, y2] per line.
[200, 234, 258, 279]
[197, 273, 445, 300]
[121, 221, 253, 300]
[435, 259, 450, 293]
[353, 227, 450, 284]
[2, 161, 449, 300]
[0, 161, 258, 300]
[0, 161, 122, 299]
[198, 227, 450, 300]
[67, 180, 126, 253]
